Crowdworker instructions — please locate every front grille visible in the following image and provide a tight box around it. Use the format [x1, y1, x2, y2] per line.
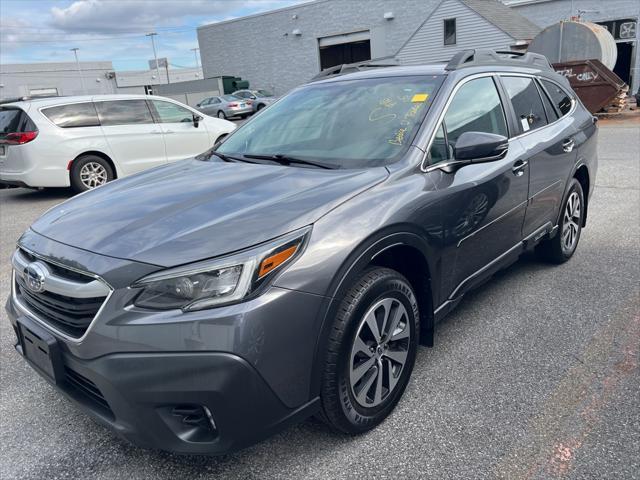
[12, 249, 109, 339]
[64, 367, 114, 419]
[15, 276, 105, 338]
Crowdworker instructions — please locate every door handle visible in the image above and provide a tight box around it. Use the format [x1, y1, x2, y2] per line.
[150, 130, 163, 134]
[562, 138, 575, 153]
[512, 159, 528, 177]
[164, 130, 175, 134]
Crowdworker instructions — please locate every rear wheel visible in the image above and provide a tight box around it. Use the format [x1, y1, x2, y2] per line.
[537, 178, 584, 263]
[257, 104, 265, 111]
[70, 155, 114, 193]
[217, 110, 226, 119]
[318, 267, 419, 434]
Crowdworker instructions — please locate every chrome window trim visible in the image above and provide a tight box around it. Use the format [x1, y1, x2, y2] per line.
[12, 245, 114, 344]
[420, 72, 577, 172]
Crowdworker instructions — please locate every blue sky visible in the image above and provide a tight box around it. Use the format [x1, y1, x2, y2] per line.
[0, 0, 305, 70]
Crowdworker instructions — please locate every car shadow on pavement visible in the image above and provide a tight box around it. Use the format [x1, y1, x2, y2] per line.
[1, 187, 73, 202]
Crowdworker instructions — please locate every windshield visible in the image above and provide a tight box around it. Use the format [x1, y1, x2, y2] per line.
[255, 89, 273, 97]
[217, 75, 443, 168]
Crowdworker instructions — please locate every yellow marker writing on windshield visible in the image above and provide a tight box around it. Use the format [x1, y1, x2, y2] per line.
[411, 93, 429, 103]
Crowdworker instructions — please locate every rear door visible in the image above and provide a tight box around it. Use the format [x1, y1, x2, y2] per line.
[499, 76, 578, 236]
[95, 99, 167, 175]
[149, 99, 211, 162]
[424, 75, 530, 300]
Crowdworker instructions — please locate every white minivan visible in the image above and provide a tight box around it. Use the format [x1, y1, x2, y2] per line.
[0, 94, 236, 192]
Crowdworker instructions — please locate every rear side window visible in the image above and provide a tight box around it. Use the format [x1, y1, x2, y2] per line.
[501, 76, 547, 134]
[151, 100, 193, 123]
[0, 108, 36, 134]
[95, 100, 154, 126]
[541, 79, 573, 116]
[42, 102, 99, 128]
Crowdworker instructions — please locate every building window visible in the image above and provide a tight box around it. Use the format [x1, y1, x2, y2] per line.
[444, 18, 456, 45]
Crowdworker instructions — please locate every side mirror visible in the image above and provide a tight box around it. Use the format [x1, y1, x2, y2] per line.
[196, 103, 201, 107]
[193, 114, 203, 128]
[454, 131, 508, 161]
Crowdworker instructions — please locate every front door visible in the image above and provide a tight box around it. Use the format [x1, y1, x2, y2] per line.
[425, 76, 530, 300]
[150, 100, 212, 162]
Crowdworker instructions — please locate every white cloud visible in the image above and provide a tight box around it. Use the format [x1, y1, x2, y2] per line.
[49, 0, 305, 33]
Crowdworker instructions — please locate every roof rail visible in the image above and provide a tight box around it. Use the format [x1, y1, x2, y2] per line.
[445, 49, 552, 71]
[309, 58, 400, 82]
[0, 95, 60, 105]
[0, 96, 31, 105]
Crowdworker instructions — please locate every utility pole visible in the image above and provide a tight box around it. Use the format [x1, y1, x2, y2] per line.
[146, 32, 161, 84]
[191, 47, 200, 69]
[70, 48, 87, 95]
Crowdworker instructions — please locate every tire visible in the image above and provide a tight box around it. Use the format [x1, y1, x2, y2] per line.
[318, 267, 419, 434]
[70, 155, 114, 193]
[217, 110, 226, 119]
[257, 104, 265, 111]
[537, 178, 584, 263]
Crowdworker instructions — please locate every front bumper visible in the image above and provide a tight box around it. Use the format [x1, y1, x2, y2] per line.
[6, 292, 321, 455]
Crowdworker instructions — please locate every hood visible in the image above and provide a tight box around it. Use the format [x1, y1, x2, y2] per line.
[31, 159, 387, 267]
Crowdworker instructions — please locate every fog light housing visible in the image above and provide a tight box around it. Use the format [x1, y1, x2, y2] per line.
[157, 404, 218, 443]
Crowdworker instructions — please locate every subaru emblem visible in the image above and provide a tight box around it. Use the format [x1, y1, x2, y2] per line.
[24, 262, 48, 293]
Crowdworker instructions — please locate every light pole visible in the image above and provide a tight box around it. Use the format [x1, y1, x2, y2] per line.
[70, 48, 87, 95]
[191, 47, 200, 70]
[146, 32, 161, 84]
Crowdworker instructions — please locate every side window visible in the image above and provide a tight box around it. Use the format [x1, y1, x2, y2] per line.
[95, 100, 154, 126]
[42, 102, 100, 128]
[210, 98, 221, 104]
[200, 98, 210, 106]
[151, 100, 193, 123]
[501, 76, 548, 133]
[429, 77, 507, 164]
[541, 79, 573, 116]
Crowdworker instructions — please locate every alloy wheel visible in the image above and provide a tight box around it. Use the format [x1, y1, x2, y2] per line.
[349, 297, 411, 408]
[562, 191, 581, 253]
[79, 162, 108, 189]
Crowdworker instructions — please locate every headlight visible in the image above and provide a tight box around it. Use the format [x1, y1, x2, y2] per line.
[132, 226, 311, 311]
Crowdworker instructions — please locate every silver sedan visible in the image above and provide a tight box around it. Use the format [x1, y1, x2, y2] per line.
[196, 94, 253, 119]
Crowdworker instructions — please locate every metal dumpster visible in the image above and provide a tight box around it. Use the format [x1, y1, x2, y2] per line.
[553, 59, 628, 114]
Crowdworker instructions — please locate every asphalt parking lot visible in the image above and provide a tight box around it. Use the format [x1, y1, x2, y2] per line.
[0, 120, 638, 479]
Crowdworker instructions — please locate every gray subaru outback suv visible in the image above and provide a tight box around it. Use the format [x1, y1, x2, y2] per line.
[6, 50, 597, 454]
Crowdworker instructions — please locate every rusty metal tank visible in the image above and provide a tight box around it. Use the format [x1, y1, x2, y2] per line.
[528, 21, 617, 70]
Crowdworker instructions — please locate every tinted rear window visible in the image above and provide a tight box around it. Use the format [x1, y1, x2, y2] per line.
[95, 100, 154, 126]
[42, 103, 100, 128]
[541, 79, 573, 116]
[0, 108, 36, 134]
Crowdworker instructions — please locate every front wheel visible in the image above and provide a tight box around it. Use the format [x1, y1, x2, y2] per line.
[537, 178, 584, 263]
[318, 267, 419, 434]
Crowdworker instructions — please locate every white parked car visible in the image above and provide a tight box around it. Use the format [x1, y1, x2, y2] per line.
[0, 94, 235, 192]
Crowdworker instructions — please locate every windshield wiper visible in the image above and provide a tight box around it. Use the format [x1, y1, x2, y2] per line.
[242, 153, 337, 170]
[208, 150, 261, 164]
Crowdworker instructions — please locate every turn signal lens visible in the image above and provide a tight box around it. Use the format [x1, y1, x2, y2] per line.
[258, 244, 299, 278]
